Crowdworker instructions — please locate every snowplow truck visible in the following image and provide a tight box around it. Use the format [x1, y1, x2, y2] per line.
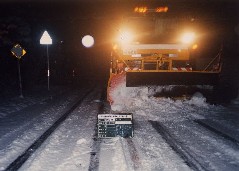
[107, 43, 221, 104]
[107, 12, 222, 105]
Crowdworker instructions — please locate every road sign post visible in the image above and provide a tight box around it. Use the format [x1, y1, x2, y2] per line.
[17, 60, 23, 98]
[11, 44, 26, 98]
[47, 45, 50, 90]
[40, 30, 52, 91]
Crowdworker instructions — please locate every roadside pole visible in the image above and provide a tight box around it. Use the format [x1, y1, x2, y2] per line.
[11, 44, 26, 98]
[47, 44, 50, 91]
[17, 59, 23, 98]
[40, 30, 52, 91]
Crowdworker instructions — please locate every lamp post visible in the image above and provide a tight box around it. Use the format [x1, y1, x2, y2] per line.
[40, 30, 52, 90]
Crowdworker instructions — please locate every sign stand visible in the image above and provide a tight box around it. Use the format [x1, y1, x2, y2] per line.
[47, 45, 50, 90]
[11, 44, 26, 98]
[17, 59, 23, 98]
[40, 30, 52, 91]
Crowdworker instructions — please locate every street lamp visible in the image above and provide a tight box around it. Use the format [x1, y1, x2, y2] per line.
[82, 35, 94, 48]
[40, 30, 52, 90]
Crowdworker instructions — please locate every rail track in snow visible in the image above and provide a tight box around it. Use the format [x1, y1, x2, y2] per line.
[5, 85, 237, 171]
[194, 119, 239, 145]
[125, 138, 141, 170]
[88, 88, 106, 171]
[88, 91, 142, 171]
[149, 120, 209, 171]
[87, 89, 141, 171]
[149, 118, 239, 171]
[5, 87, 95, 171]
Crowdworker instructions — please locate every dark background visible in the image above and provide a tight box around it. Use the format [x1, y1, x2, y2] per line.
[0, 0, 238, 98]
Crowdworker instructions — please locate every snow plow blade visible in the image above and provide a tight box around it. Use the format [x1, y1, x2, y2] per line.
[126, 71, 219, 87]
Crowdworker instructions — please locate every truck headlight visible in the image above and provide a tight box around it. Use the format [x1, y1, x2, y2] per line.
[181, 32, 195, 44]
[118, 30, 134, 44]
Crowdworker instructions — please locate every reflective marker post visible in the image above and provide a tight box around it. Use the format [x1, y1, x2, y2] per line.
[40, 30, 52, 91]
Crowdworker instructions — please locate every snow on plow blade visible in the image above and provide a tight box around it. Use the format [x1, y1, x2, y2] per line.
[126, 71, 219, 87]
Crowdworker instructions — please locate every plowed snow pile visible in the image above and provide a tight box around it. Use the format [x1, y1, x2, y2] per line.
[111, 80, 209, 115]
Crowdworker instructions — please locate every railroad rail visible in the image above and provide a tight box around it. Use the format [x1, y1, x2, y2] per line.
[194, 119, 239, 145]
[5, 87, 95, 171]
[88, 88, 107, 171]
[149, 120, 208, 171]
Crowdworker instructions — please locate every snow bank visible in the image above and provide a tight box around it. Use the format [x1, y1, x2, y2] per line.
[111, 81, 209, 113]
[185, 92, 208, 108]
[110, 80, 149, 112]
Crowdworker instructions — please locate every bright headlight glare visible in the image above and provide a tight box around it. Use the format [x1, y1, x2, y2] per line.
[181, 32, 195, 44]
[118, 31, 133, 44]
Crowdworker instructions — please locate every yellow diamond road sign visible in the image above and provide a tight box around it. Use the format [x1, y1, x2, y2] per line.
[11, 44, 26, 59]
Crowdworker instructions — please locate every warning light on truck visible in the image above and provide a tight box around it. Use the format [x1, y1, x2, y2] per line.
[134, 6, 168, 13]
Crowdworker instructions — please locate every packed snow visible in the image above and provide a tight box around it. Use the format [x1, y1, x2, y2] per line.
[111, 77, 210, 113]
[0, 84, 238, 171]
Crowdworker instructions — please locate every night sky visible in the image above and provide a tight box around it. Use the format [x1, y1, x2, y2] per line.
[0, 0, 238, 94]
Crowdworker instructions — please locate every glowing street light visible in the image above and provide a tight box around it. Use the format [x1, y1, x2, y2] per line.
[40, 30, 52, 90]
[82, 35, 94, 48]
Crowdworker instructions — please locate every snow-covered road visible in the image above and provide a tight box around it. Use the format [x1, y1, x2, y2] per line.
[0, 85, 239, 171]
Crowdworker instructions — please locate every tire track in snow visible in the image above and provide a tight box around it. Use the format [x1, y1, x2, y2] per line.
[5, 87, 95, 171]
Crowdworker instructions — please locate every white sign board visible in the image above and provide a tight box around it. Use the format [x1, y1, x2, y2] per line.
[40, 31, 52, 45]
